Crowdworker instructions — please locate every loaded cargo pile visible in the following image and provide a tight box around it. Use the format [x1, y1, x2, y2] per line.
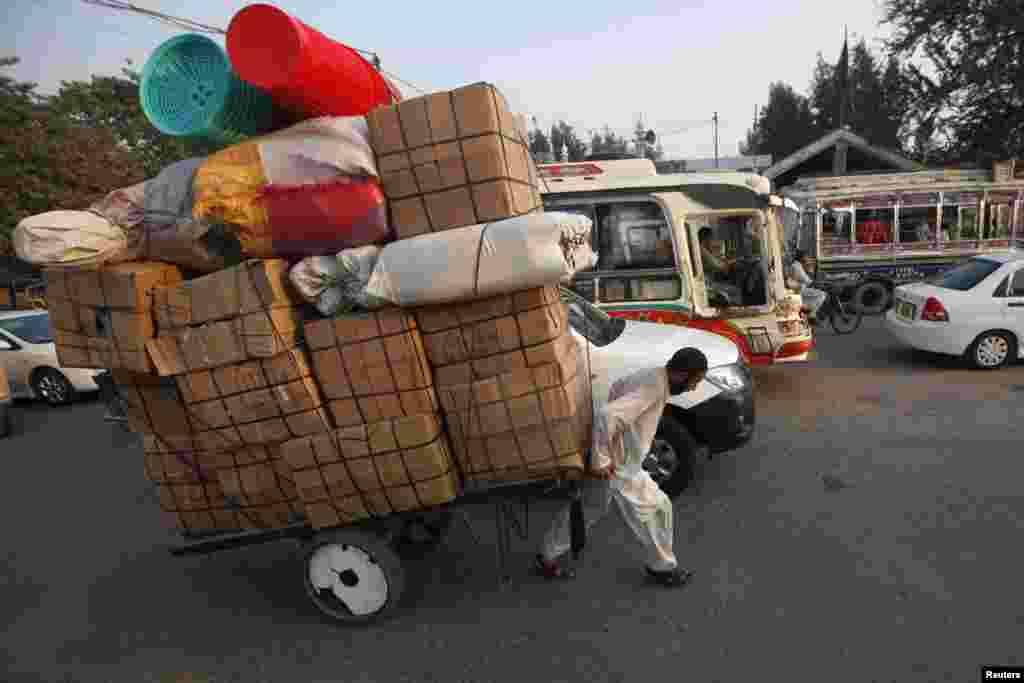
[14, 3, 597, 536]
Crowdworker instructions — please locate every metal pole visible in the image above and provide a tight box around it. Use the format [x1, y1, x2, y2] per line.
[713, 112, 719, 168]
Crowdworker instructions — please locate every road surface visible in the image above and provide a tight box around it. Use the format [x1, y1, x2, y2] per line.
[3, 315, 1023, 682]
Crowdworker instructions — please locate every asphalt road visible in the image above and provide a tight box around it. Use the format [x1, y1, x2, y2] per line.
[4, 315, 1024, 683]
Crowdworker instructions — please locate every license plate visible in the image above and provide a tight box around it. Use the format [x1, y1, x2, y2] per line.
[896, 300, 916, 320]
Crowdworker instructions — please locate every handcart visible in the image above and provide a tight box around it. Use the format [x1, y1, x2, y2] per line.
[166, 474, 592, 625]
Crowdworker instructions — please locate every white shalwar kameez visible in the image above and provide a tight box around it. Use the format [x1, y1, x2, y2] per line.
[540, 367, 678, 572]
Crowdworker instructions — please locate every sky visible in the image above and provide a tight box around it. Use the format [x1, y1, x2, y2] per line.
[5, 0, 894, 161]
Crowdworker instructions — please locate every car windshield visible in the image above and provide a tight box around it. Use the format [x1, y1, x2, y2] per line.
[559, 286, 626, 347]
[0, 313, 54, 344]
[927, 258, 1003, 291]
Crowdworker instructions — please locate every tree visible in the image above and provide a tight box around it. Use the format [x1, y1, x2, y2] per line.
[741, 82, 817, 160]
[529, 127, 551, 156]
[807, 38, 906, 152]
[48, 62, 218, 178]
[633, 120, 663, 160]
[881, 0, 1024, 165]
[549, 121, 586, 161]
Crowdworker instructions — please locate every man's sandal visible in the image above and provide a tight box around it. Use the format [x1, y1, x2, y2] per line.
[533, 554, 576, 580]
[646, 566, 695, 588]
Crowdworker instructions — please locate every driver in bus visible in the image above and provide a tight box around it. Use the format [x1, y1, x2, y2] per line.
[698, 227, 742, 304]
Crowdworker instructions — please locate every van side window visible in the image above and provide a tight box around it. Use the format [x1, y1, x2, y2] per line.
[594, 202, 674, 270]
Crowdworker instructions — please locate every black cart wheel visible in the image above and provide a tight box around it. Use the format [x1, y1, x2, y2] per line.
[303, 527, 406, 625]
[644, 415, 705, 498]
[31, 368, 76, 406]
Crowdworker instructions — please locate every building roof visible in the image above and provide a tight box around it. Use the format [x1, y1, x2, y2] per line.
[764, 128, 921, 186]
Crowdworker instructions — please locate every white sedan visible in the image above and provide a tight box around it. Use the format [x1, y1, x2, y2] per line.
[0, 309, 103, 405]
[885, 251, 1024, 369]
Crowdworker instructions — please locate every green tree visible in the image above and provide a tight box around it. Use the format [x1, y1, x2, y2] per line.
[881, 0, 1024, 165]
[741, 82, 817, 160]
[549, 121, 586, 161]
[47, 61, 218, 178]
[808, 38, 906, 151]
[529, 127, 551, 156]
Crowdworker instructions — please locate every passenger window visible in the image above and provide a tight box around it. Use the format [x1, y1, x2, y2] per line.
[594, 202, 674, 270]
[854, 208, 895, 245]
[898, 204, 939, 244]
[599, 274, 683, 303]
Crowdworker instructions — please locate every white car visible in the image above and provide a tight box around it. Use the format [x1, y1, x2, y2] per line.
[561, 287, 754, 496]
[885, 251, 1024, 369]
[0, 309, 103, 405]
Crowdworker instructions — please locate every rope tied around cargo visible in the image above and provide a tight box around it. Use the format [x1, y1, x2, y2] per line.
[472, 221, 496, 299]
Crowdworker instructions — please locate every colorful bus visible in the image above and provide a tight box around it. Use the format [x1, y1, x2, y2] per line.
[780, 168, 1024, 314]
[539, 159, 813, 365]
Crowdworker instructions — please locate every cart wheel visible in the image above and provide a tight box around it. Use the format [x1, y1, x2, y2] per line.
[303, 527, 406, 625]
[398, 509, 454, 549]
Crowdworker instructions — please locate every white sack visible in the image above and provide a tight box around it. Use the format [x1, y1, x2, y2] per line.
[290, 246, 387, 317]
[364, 212, 596, 307]
[14, 210, 128, 267]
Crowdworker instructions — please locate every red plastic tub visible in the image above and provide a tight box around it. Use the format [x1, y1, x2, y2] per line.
[226, 3, 398, 118]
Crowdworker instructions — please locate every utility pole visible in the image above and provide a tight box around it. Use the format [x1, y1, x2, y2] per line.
[713, 112, 719, 169]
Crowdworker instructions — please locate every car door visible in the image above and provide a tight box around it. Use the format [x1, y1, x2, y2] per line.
[0, 330, 28, 397]
[1003, 266, 1024, 354]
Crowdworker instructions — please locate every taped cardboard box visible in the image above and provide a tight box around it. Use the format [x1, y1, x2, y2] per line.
[305, 308, 437, 428]
[175, 347, 333, 450]
[281, 413, 460, 529]
[45, 262, 182, 372]
[412, 285, 567, 386]
[146, 260, 304, 376]
[113, 369, 191, 436]
[438, 335, 590, 484]
[367, 82, 542, 239]
[152, 258, 300, 330]
[143, 434, 306, 532]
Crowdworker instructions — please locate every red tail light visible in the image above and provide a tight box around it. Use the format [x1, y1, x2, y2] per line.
[921, 297, 949, 322]
[538, 163, 604, 178]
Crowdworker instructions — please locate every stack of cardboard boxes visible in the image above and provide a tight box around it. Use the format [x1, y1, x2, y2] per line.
[43, 81, 593, 536]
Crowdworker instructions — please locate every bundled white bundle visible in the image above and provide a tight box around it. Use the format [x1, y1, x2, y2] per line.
[289, 246, 388, 317]
[365, 212, 596, 307]
[14, 210, 129, 267]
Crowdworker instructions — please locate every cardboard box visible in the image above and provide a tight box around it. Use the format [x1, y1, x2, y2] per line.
[152, 259, 300, 330]
[146, 259, 304, 376]
[114, 370, 191, 436]
[412, 286, 567, 386]
[437, 338, 588, 483]
[177, 348, 333, 450]
[44, 262, 182, 372]
[281, 413, 460, 528]
[367, 82, 542, 239]
[305, 308, 438, 427]
[144, 434, 306, 532]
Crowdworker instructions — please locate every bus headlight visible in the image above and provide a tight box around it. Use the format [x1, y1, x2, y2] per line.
[705, 363, 750, 392]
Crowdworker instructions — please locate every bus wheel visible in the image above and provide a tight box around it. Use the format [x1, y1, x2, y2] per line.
[853, 281, 890, 316]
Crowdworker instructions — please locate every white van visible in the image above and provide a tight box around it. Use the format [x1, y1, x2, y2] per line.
[562, 286, 753, 495]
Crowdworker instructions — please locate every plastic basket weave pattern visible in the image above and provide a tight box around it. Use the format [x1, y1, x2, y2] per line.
[141, 33, 277, 147]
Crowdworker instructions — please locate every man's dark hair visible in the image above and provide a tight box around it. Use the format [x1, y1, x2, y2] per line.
[667, 347, 708, 373]
[698, 227, 712, 242]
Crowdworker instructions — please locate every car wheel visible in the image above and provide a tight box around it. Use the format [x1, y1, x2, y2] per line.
[853, 280, 891, 315]
[965, 331, 1016, 370]
[31, 368, 76, 406]
[644, 415, 706, 498]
